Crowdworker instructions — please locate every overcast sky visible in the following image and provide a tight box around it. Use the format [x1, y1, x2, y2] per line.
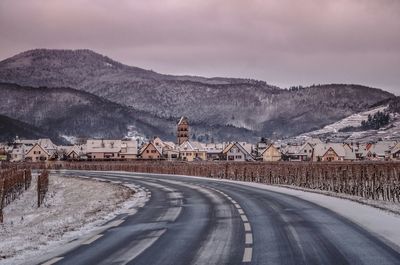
[0, 0, 399, 94]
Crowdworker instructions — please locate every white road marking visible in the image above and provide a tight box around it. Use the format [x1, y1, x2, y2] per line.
[244, 222, 252, 232]
[238, 209, 245, 215]
[107, 229, 167, 265]
[109, 219, 125, 227]
[41, 257, 64, 265]
[157, 206, 182, 222]
[242, 247, 253, 263]
[234, 203, 241, 209]
[82, 234, 103, 245]
[240, 214, 249, 222]
[245, 233, 253, 244]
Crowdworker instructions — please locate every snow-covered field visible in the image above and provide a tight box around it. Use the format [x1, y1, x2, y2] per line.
[0, 174, 145, 265]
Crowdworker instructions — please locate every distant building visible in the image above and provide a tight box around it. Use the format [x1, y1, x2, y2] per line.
[222, 142, 254, 161]
[260, 144, 282, 162]
[366, 141, 397, 160]
[86, 139, 122, 160]
[178, 141, 207, 161]
[120, 140, 138, 160]
[25, 143, 50, 161]
[391, 143, 400, 160]
[177, 117, 189, 145]
[312, 143, 356, 162]
[139, 142, 163, 159]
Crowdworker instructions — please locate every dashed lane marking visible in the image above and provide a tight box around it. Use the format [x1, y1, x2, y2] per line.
[240, 214, 249, 222]
[244, 222, 252, 232]
[243, 247, 253, 263]
[245, 233, 253, 245]
[203, 185, 253, 263]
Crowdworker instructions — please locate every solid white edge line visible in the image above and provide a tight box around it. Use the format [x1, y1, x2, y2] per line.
[109, 219, 125, 227]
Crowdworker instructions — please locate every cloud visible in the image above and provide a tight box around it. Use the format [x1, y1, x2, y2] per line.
[0, 0, 399, 94]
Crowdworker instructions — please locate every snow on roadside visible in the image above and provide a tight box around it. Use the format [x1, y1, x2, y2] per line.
[0, 174, 146, 265]
[275, 184, 400, 215]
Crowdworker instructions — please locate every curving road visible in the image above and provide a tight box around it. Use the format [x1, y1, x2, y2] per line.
[40, 170, 400, 265]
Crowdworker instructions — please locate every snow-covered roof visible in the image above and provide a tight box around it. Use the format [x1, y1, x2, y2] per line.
[141, 142, 163, 155]
[179, 141, 206, 152]
[86, 139, 121, 153]
[26, 143, 49, 156]
[222, 142, 253, 158]
[163, 141, 177, 150]
[313, 143, 356, 160]
[37, 138, 57, 150]
[261, 144, 281, 155]
[67, 144, 87, 156]
[282, 145, 302, 155]
[369, 141, 396, 157]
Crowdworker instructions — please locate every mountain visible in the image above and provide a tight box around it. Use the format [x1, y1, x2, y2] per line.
[0, 49, 395, 140]
[0, 82, 167, 141]
[0, 114, 66, 144]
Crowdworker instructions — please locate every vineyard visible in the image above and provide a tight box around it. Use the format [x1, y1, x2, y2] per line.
[0, 168, 32, 223]
[2, 160, 400, 206]
[45, 160, 400, 203]
[0, 163, 49, 223]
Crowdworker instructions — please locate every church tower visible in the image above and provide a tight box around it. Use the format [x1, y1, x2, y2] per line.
[177, 116, 189, 145]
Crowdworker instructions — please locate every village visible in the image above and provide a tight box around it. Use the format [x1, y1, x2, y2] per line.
[1, 117, 400, 163]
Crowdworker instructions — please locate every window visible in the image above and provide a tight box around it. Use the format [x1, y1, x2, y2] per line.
[236, 155, 242, 159]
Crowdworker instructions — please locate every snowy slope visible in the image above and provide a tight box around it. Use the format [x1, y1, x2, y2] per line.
[298, 104, 400, 142]
[304, 105, 388, 135]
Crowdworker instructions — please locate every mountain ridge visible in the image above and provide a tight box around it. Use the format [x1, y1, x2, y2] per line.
[0, 49, 395, 141]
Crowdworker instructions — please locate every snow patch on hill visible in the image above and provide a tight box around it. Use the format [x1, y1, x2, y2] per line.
[298, 105, 400, 142]
[304, 105, 388, 136]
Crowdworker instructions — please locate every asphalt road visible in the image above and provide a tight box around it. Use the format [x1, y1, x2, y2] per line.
[41, 170, 400, 265]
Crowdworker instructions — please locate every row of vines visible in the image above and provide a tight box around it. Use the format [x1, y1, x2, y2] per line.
[0, 169, 32, 223]
[46, 160, 400, 202]
[0, 162, 50, 223]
